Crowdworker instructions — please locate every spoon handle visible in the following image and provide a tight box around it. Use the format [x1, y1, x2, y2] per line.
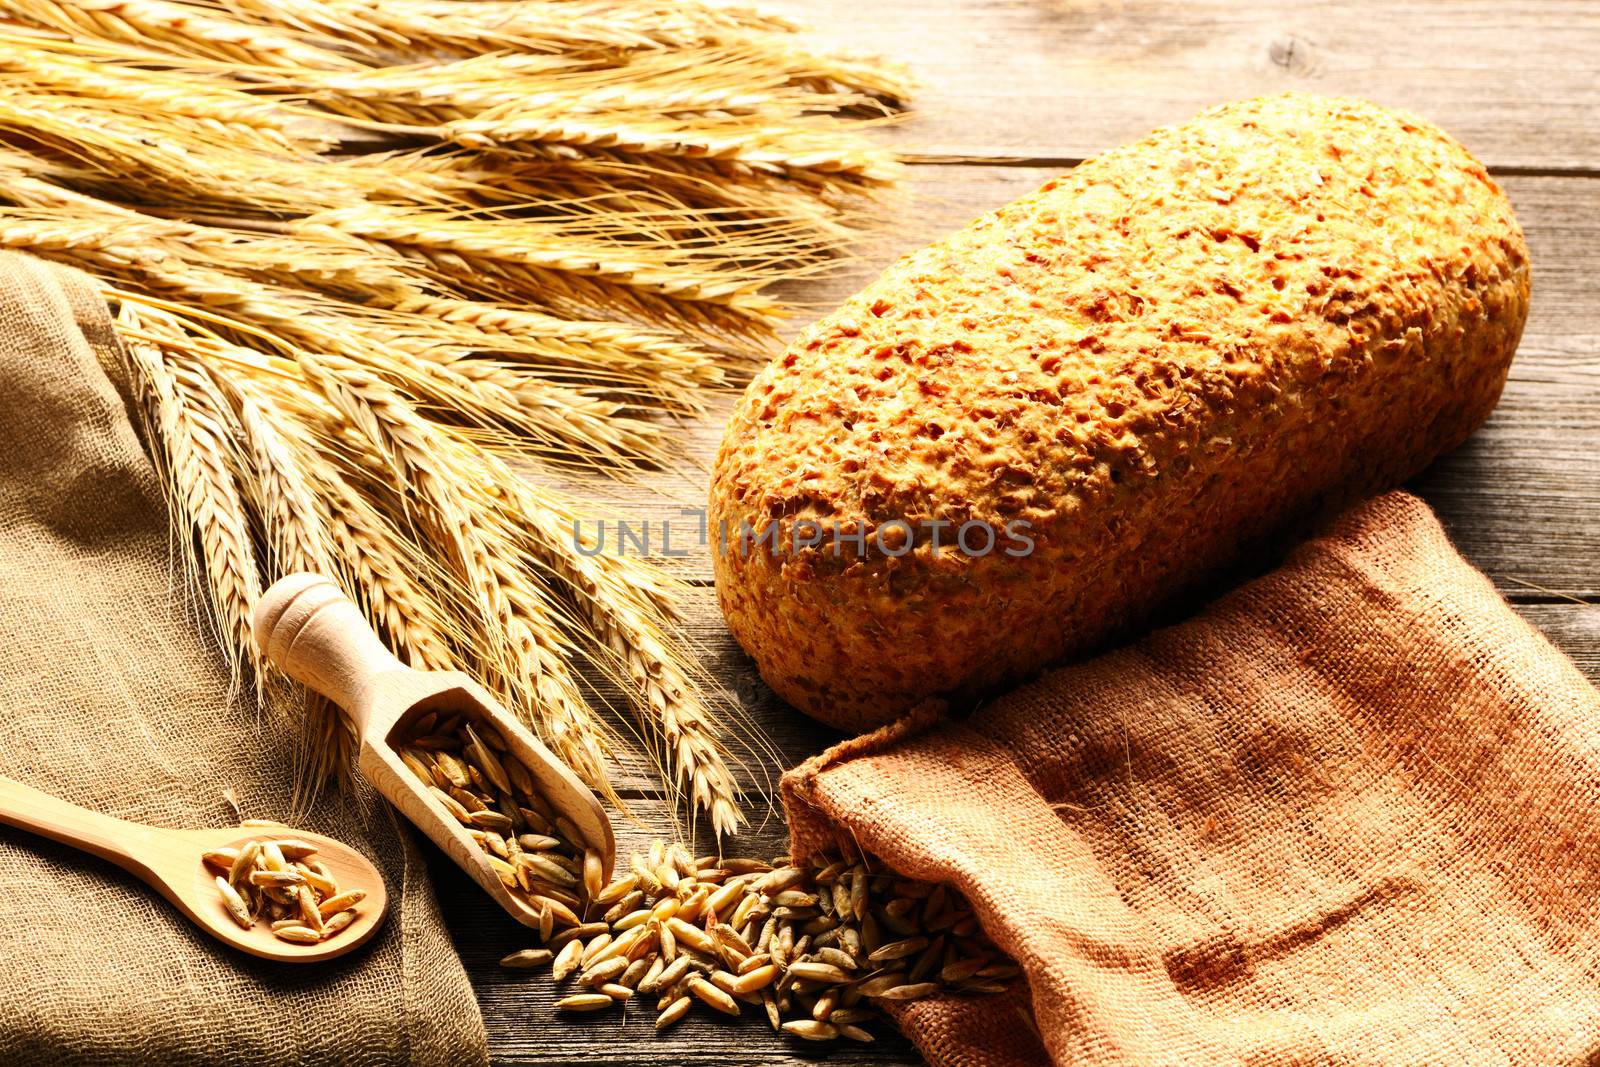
[0, 773, 155, 871]
[254, 573, 408, 732]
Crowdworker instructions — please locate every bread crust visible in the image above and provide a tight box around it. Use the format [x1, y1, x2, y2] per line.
[710, 93, 1531, 732]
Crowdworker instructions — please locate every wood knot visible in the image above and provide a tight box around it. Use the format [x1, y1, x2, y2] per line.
[1267, 33, 1316, 76]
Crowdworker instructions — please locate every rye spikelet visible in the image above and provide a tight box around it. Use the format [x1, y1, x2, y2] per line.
[0, 0, 910, 834]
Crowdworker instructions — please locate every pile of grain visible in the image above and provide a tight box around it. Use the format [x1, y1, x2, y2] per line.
[396, 711, 1016, 1041]
[517, 843, 1019, 1042]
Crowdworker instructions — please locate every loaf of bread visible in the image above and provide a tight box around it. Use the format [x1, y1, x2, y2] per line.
[710, 93, 1530, 732]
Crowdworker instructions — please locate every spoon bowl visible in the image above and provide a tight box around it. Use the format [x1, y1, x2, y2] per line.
[189, 826, 388, 962]
[0, 776, 387, 963]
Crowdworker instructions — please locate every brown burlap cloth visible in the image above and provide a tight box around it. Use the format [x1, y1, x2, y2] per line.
[0, 254, 488, 1065]
[786, 490, 1600, 1066]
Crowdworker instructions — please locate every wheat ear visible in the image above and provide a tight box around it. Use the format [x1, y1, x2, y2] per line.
[117, 306, 263, 685]
[0, 0, 912, 831]
[297, 352, 619, 798]
[303, 457, 458, 673]
[233, 382, 366, 793]
[0, 0, 359, 69]
[487, 479, 745, 837]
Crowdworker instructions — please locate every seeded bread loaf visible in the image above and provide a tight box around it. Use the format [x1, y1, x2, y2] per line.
[710, 93, 1530, 732]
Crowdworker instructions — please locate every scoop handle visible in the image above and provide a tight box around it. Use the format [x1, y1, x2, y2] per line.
[254, 573, 407, 729]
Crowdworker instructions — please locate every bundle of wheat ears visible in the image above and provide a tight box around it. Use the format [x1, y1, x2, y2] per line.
[0, 0, 910, 837]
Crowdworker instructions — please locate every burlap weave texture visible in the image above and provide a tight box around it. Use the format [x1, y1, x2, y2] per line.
[787, 491, 1600, 1066]
[0, 253, 488, 1066]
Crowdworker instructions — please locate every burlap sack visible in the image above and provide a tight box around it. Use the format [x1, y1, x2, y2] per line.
[0, 254, 488, 1065]
[786, 490, 1600, 1066]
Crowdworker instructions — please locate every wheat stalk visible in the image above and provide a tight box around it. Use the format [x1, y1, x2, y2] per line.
[478, 475, 751, 838]
[0, 210, 658, 463]
[296, 352, 623, 794]
[419, 151, 862, 248]
[305, 458, 458, 674]
[1, 0, 360, 69]
[545, 542, 746, 839]
[0, 215, 613, 452]
[0, 46, 322, 151]
[302, 204, 781, 308]
[231, 382, 332, 578]
[374, 293, 723, 405]
[271, 48, 876, 123]
[0, 1, 908, 835]
[197, 0, 800, 59]
[444, 113, 900, 185]
[118, 307, 263, 685]
[226, 378, 360, 793]
[246, 347, 624, 796]
[231, 379, 361, 797]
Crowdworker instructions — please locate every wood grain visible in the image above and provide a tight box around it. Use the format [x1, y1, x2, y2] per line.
[783, 0, 1600, 171]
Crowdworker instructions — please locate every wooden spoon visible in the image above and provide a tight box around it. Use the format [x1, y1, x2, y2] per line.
[253, 573, 615, 929]
[0, 774, 386, 962]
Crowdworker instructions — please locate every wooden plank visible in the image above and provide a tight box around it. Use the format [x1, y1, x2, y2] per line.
[768, 0, 1600, 171]
[1518, 604, 1600, 676]
[545, 168, 1600, 598]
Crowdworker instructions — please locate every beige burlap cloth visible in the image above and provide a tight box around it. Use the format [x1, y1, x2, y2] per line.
[0, 254, 488, 1065]
[787, 490, 1600, 1066]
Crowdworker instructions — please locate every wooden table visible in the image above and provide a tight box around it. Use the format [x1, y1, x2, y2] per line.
[433, 2, 1600, 1062]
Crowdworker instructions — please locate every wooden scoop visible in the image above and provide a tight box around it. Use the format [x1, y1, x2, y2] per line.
[0, 774, 386, 962]
[253, 573, 614, 928]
